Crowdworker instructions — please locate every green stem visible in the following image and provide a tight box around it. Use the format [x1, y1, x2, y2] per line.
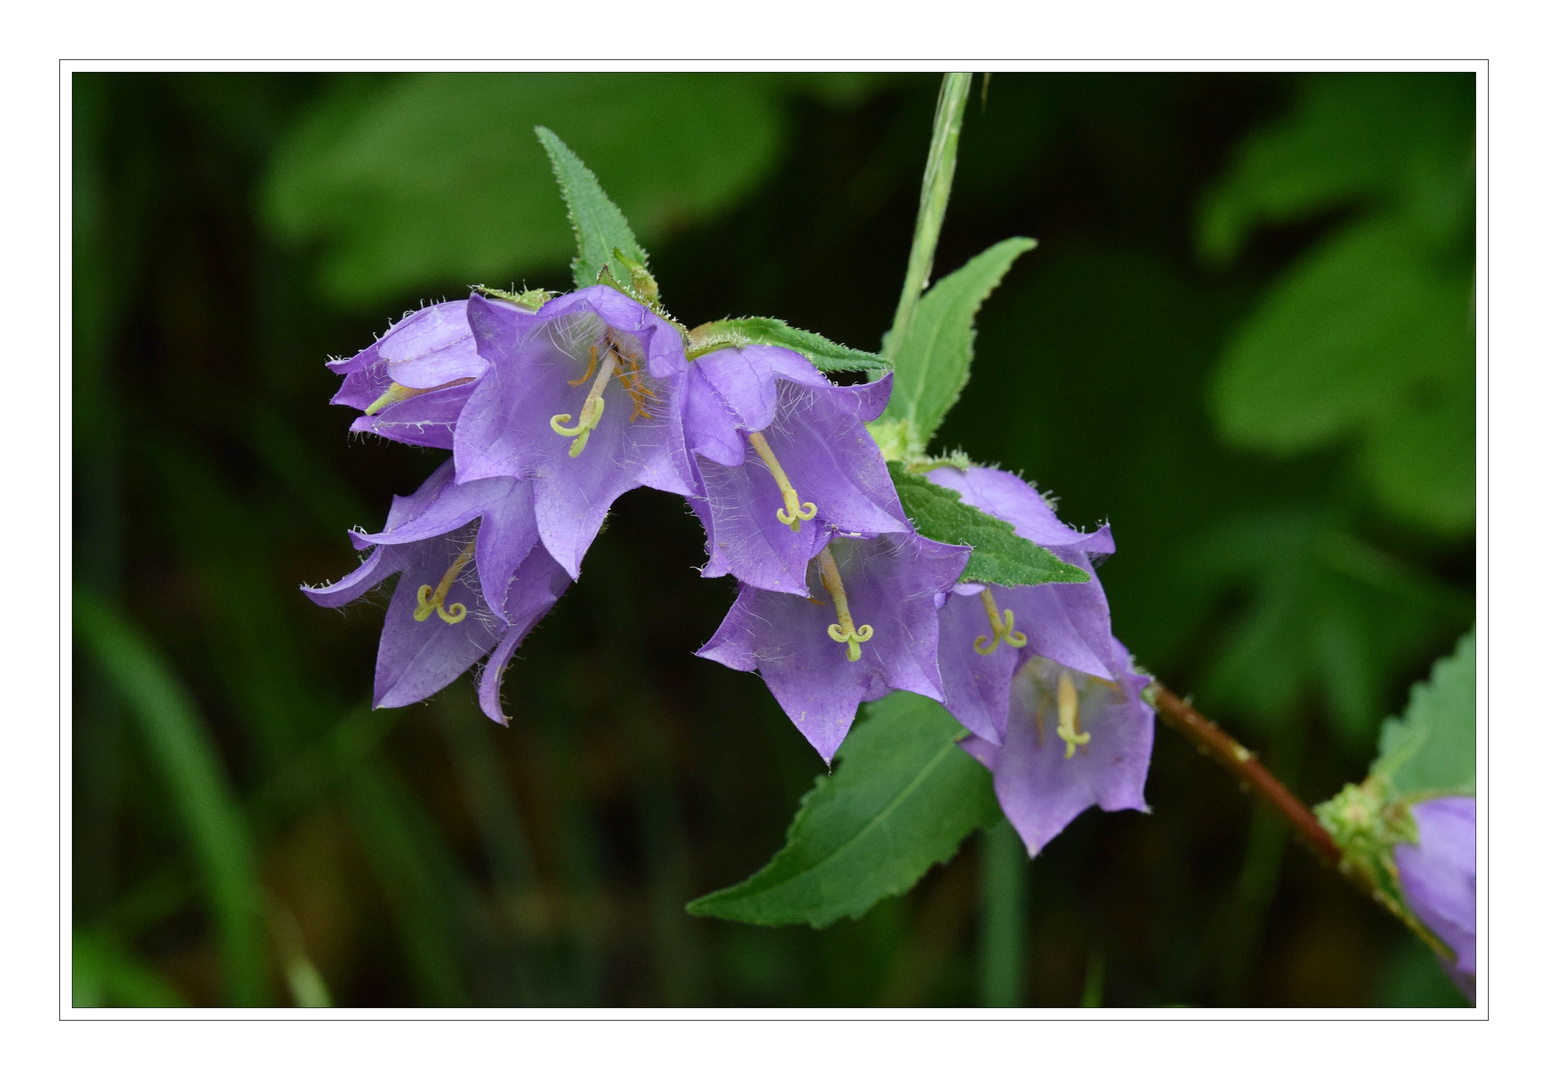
[977, 818, 1026, 1007]
[887, 72, 973, 358]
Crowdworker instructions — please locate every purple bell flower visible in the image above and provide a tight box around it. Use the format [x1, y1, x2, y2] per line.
[683, 345, 907, 594]
[302, 460, 570, 725]
[1394, 795, 1476, 1000]
[927, 464, 1122, 744]
[697, 531, 970, 762]
[923, 464, 1153, 856]
[959, 647, 1154, 857]
[328, 299, 487, 449]
[453, 286, 697, 578]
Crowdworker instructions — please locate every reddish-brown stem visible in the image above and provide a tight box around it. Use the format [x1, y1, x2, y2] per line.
[1150, 683, 1340, 865]
[1150, 682, 1449, 954]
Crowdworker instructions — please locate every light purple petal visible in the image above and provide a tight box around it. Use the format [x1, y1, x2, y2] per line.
[936, 590, 1021, 744]
[758, 382, 907, 535]
[927, 463, 1115, 558]
[697, 532, 969, 762]
[378, 300, 486, 389]
[988, 654, 1153, 857]
[1004, 571, 1125, 684]
[456, 292, 694, 575]
[695, 347, 780, 433]
[349, 382, 476, 450]
[373, 533, 502, 709]
[476, 546, 573, 725]
[1394, 796, 1476, 979]
[693, 454, 830, 594]
[301, 545, 404, 608]
[683, 365, 747, 467]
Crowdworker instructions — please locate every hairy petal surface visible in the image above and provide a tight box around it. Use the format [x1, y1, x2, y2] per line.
[960, 648, 1154, 857]
[698, 532, 969, 762]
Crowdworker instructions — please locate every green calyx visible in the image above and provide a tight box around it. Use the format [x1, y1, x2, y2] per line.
[472, 284, 556, 311]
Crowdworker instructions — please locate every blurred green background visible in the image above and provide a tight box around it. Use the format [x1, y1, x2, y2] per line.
[71, 71, 1475, 1008]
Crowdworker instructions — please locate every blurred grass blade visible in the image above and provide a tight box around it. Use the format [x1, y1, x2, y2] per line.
[978, 819, 1027, 1007]
[73, 590, 270, 1006]
[73, 928, 189, 1008]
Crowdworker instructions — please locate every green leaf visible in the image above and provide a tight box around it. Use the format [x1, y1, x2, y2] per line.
[535, 125, 648, 291]
[263, 73, 799, 305]
[687, 316, 889, 373]
[1210, 216, 1474, 535]
[686, 692, 1000, 928]
[73, 589, 270, 1006]
[879, 237, 1036, 454]
[1198, 73, 1474, 262]
[1189, 509, 1470, 746]
[1373, 629, 1476, 799]
[889, 462, 1088, 587]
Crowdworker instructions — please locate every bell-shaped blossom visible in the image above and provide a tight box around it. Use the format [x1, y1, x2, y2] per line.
[302, 460, 570, 724]
[453, 286, 696, 578]
[959, 648, 1154, 857]
[1393, 795, 1476, 1000]
[327, 299, 488, 449]
[697, 531, 969, 762]
[682, 345, 907, 594]
[928, 464, 1122, 744]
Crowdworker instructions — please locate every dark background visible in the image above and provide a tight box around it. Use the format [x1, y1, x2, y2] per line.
[71, 71, 1475, 1007]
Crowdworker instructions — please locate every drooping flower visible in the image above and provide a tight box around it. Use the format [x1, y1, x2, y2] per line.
[452, 286, 697, 578]
[327, 299, 488, 449]
[959, 648, 1154, 857]
[302, 460, 570, 724]
[1393, 795, 1476, 1000]
[927, 463, 1122, 744]
[682, 345, 907, 594]
[697, 531, 969, 762]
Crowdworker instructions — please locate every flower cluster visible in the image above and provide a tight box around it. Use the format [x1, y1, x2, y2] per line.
[305, 283, 1152, 854]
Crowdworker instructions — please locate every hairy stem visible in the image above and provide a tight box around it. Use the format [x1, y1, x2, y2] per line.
[887, 72, 973, 358]
[1149, 683, 1448, 955]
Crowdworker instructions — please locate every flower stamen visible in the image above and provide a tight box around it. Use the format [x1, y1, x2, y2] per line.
[1055, 672, 1091, 759]
[414, 541, 476, 625]
[817, 547, 873, 662]
[549, 344, 619, 457]
[365, 382, 427, 416]
[972, 586, 1029, 655]
[747, 431, 818, 531]
[567, 345, 599, 387]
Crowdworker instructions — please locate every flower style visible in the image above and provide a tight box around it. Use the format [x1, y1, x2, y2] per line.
[452, 286, 697, 578]
[697, 531, 969, 762]
[1393, 795, 1476, 1000]
[959, 648, 1154, 857]
[302, 460, 571, 724]
[328, 299, 489, 449]
[682, 345, 907, 594]
[927, 464, 1122, 744]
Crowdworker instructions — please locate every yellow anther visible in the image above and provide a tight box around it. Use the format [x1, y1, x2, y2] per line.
[568, 345, 599, 386]
[972, 587, 1029, 655]
[549, 346, 619, 457]
[747, 430, 818, 532]
[413, 542, 476, 625]
[817, 547, 873, 662]
[365, 382, 427, 416]
[1055, 672, 1091, 759]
